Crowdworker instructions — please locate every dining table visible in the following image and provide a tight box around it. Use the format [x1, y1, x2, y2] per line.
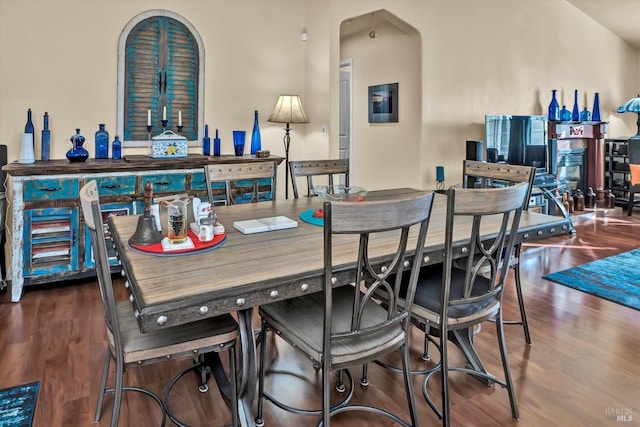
[108, 188, 572, 426]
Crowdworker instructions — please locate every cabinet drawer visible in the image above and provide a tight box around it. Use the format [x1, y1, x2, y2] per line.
[190, 172, 208, 190]
[23, 178, 79, 201]
[93, 176, 137, 196]
[141, 173, 186, 193]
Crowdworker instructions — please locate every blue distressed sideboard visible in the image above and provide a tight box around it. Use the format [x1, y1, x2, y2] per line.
[2, 155, 283, 302]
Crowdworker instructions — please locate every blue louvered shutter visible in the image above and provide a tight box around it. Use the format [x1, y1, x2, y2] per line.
[124, 16, 198, 142]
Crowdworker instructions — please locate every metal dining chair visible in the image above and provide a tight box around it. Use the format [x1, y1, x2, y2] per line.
[462, 160, 536, 344]
[255, 192, 435, 426]
[627, 140, 640, 215]
[408, 183, 528, 426]
[205, 161, 277, 205]
[289, 159, 349, 198]
[80, 180, 239, 427]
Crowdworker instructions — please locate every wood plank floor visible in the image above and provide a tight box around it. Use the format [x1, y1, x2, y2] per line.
[1, 210, 639, 426]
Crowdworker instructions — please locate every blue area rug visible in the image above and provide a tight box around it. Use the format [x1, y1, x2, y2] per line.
[0, 381, 39, 427]
[543, 248, 640, 310]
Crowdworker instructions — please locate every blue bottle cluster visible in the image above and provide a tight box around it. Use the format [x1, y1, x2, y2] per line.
[548, 90, 602, 122]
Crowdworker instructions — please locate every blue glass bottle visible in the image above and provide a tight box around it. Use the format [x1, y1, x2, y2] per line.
[571, 90, 580, 121]
[203, 124, 211, 156]
[250, 110, 261, 155]
[213, 129, 221, 156]
[579, 108, 591, 122]
[66, 129, 89, 162]
[548, 89, 559, 121]
[25, 108, 35, 148]
[559, 105, 572, 121]
[592, 92, 601, 121]
[41, 112, 51, 161]
[95, 123, 109, 159]
[112, 135, 122, 160]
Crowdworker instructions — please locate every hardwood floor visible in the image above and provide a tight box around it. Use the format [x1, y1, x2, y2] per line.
[1, 210, 639, 426]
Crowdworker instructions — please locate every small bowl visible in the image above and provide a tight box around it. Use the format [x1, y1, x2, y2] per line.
[313, 185, 367, 202]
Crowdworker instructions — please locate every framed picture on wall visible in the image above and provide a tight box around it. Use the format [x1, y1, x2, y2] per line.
[368, 83, 398, 123]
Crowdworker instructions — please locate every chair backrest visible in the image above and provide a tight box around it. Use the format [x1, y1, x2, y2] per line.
[289, 159, 349, 198]
[322, 192, 434, 363]
[463, 160, 535, 209]
[442, 183, 529, 320]
[79, 180, 122, 354]
[205, 161, 277, 205]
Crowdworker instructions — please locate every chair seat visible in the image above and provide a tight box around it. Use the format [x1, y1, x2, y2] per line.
[401, 264, 499, 327]
[111, 302, 239, 365]
[259, 285, 404, 368]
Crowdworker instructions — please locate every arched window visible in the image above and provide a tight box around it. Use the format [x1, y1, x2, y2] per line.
[117, 10, 204, 147]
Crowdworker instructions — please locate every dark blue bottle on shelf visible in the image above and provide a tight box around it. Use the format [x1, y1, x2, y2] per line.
[95, 123, 109, 159]
[25, 108, 35, 148]
[548, 89, 559, 121]
[203, 124, 211, 156]
[66, 128, 89, 162]
[592, 92, 601, 121]
[250, 110, 261, 155]
[41, 112, 51, 161]
[571, 90, 580, 121]
[559, 105, 572, 121]
[214, 129, 221, 156]
[112, 135, 122, 160]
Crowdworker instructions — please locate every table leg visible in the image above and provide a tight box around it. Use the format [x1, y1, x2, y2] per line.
[449, 328, 493, 386]
[237, 308, 258, 427]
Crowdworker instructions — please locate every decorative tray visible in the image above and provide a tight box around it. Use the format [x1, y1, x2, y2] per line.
[129, 230, 226, 256]
[299, 209, 324, 227]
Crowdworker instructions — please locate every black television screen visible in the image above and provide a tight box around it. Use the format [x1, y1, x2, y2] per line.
[485, 115, 548, 170]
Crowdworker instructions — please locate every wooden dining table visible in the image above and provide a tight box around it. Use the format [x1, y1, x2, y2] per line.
[108, 188, 572, 426]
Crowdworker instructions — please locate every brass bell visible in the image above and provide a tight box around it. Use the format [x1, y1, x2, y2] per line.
[129, 181, 163, 246]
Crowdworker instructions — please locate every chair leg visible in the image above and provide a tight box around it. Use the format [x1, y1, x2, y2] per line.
[495, 311, 519, 420]
[111, 355, 125, 427]
[628, 190, 635, 216]
[255, 320, 267, 426]
[513, 261, 532, 345]
[359, 364, 369, 387]
[440, 326, 450, 427]
[229, 345, 239, 427]
[401, 339, 420, 426]
[322, 360, 331, 426]
[94, 348, 111, 423]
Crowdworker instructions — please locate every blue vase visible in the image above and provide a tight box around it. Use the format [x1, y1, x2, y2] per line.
[112, 135, 122, 159]
[559, 105, 572, 121]
[213, 129, 221, 156]
[579, 108, 591, 122]
[571, 90, 580, 121]
[592, 92, 601, 121]
[203, 124, 211, 156]
[548, 89, 559, 121]
[66, 129, 89, 162]
[250, 110, 261, 155]
[95, 123, 109, 159]
[41, 112, 51, 161]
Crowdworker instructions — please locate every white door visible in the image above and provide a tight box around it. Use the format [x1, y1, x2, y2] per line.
[339, 60, 352, 185]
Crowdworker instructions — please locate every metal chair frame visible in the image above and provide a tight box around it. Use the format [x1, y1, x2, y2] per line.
[81, 180, 239, 427]
[289, 159, 349, 199]
[256, 192, 434, 426]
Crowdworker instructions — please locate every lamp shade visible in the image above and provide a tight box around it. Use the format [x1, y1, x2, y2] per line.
[617, 95, 640, 114]
[268, 95, 309, 124]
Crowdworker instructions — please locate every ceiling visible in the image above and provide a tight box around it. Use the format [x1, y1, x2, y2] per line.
[341, 2, 640, 49]
[567, 0, 640, 48]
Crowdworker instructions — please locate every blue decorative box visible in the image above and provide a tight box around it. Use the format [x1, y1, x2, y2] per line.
[150, 130, 188, 158]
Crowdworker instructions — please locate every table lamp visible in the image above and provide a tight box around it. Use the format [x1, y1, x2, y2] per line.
[617, 94, 640, 141]
[268, 95, 309, 199]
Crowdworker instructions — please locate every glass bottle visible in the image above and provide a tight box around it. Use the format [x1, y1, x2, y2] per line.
[112, 135, 122, 160]
[250, 110, 261, 155]
[548, 89, 559, 121]
[571, 90, 580, 121]
[41, 112, 51, 161]
[585, 187, 596, 209]
[592, 92, 601, 121]
[95, 123, 109, 159]
[203, 124, 211, 156]
[574, 189, 585, 211]
[25, 108, 35, 148]
[559, 105, 572, 121]
[213, 129, 221, 156]
[605, 189, 616, 209]
[66, 128, 89, 162]
[579, 108, 591, 122]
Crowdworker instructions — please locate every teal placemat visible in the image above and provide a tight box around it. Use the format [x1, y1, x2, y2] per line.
[299, 209, 324, 226]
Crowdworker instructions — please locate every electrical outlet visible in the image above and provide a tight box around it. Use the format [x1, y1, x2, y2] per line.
[321, 124, 327, 136]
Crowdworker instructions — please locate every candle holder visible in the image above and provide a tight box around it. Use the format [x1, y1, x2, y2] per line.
[161, 119, 168, 132]
[146, 125, 153, 141]
[177, 125, 183, 135]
